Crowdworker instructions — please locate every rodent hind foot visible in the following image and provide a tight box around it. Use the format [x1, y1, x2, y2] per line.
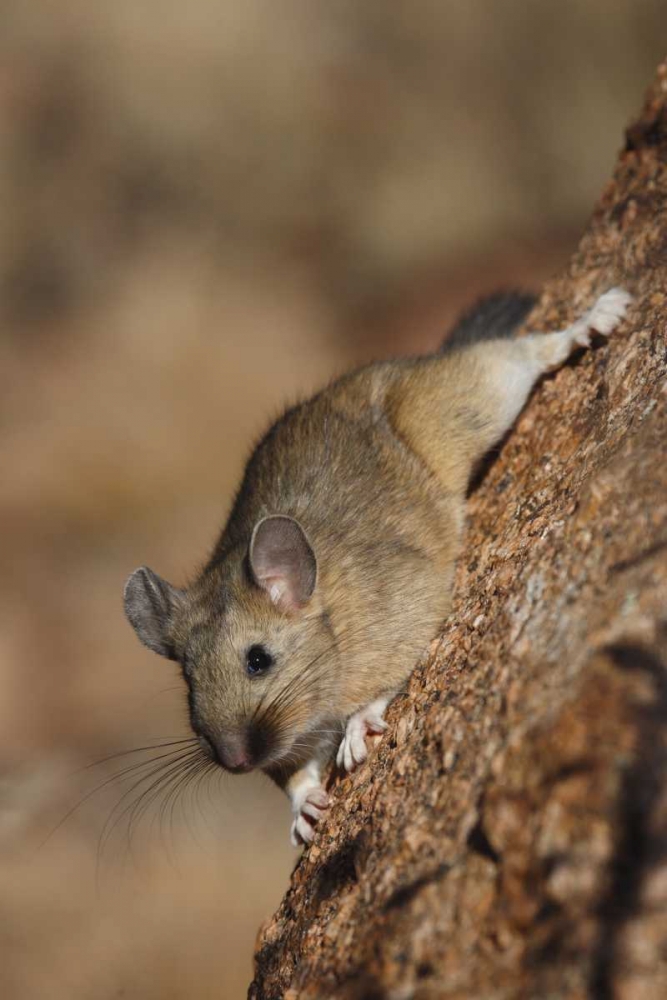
[534, 286, 632, 372]
[577, 287, 632, 345]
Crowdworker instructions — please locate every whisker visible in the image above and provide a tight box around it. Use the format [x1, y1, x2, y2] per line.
[254, 619, 372, 729]
[130, 755, 203, 850]
[97, 748, 204, 863]
[126, 755, 205, 864]
[82, 738, 197, 772]
[251, 623, 356, 725]
[162, 759, 210, 850]
[38, 744, 201, 851]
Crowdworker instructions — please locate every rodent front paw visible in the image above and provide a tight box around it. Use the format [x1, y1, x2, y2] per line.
[336, 699, 389, 773]
[290, 787, 330, 846]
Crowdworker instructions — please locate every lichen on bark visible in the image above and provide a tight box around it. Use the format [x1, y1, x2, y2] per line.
[249, 61, 667, 1000]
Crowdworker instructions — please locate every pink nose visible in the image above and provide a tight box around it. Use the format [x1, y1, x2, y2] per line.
[212, 736, 253, 773]
[198, 730, 255, 772]
[222, 747, 251, 772]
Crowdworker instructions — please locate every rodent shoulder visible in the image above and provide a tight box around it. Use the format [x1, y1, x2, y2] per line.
[205, 372, 418, 571]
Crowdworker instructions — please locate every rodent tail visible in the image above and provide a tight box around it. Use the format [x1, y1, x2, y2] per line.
[441, 290, 537, 353]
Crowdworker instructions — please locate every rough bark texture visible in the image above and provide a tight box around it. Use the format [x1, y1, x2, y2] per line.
[249, 62, 667, 1000]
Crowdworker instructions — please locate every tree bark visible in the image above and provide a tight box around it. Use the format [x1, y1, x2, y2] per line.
[249, 60, 667, 1000]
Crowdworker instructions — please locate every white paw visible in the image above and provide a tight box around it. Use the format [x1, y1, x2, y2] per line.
[336, 699, 389, 773]
[290, 786, 329, 847]
[581, 287, 632, 343]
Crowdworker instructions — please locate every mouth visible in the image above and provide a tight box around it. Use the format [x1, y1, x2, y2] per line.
[261, 732, 322, 772]
[222, 760, 254, 775]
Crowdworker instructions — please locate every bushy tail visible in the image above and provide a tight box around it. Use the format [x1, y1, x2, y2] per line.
[441, 291, 537, 353]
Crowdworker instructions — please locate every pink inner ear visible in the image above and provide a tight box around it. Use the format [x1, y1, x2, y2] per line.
[249, 515, 317, 610]
[262, 575, 292, 610]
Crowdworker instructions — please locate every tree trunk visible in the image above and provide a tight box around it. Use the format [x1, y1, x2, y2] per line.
[249, 60, 667, 1000]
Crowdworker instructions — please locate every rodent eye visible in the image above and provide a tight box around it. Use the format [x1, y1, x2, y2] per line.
[246, 644, 273, 676]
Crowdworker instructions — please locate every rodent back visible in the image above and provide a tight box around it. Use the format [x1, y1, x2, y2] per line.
[194, 367, 460, 716]
[206, 370, 451, 575]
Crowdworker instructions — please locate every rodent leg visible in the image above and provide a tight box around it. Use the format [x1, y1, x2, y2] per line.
[287, 759, 330, 846]
[521, 287, 632, 373]
[385, 288, 630, 498]
[479, 287, 632, 443]
[336, 694, 392, 773]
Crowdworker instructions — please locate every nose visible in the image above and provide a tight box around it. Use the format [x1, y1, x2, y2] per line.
[198, 732, 254, 773]
[220, 744, 252, 772]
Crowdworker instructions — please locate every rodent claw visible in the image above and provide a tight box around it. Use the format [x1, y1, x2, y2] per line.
[337, 698, 390, 773]
[585, 287, 632, 339]
[291, 815, 314, 846]
[291, 786, 330, 846]
[301, 790, 330, 820]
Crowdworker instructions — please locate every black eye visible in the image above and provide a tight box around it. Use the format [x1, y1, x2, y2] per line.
[246, 644, 273, 676]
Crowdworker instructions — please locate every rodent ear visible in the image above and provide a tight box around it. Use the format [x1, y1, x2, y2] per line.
[249, 515, 317, 612]
[123, 567, 183, 660]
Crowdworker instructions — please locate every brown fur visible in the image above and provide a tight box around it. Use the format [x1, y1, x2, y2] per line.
[123, 288, 630, 817]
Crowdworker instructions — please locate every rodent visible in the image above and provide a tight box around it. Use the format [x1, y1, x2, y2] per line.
[123, 286, 631, 845]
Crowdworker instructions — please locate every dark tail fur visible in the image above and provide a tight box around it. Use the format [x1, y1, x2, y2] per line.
[442, 291, 537, 352]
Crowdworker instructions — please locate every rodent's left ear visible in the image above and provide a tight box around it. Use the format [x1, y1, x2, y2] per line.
[249, 515, 317, 612]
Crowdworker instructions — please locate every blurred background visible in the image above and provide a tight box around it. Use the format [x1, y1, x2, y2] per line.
[0, 3, 664, 997]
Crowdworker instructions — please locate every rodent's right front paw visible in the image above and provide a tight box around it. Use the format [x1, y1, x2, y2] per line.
[291, 787, 330, 846]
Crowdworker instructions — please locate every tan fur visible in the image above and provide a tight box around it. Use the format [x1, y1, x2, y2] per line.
[124, 287, 631, 841]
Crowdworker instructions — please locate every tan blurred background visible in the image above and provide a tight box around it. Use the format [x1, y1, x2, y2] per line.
[0, 3, 664, 997]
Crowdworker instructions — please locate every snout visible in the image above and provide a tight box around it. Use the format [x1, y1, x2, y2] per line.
[197, 722, 272, 774]
[218, 746, 253, 773]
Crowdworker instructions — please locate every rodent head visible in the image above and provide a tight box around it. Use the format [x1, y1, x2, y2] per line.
[124, 515, 340, 774]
